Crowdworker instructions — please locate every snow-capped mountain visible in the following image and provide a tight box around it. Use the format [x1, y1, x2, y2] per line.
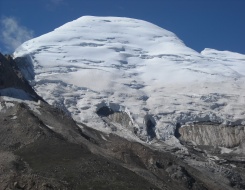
[13, 16, 245, 143]
[1, 50, 245, 190]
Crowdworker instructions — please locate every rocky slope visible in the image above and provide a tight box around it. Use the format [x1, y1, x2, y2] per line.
[0, 52, 245, 189]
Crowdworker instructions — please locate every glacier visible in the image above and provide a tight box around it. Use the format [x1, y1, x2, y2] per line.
[13, 16, 245, 144]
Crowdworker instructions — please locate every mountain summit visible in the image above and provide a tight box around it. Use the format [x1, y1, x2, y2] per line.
[1, 16, 245, 189]
[14, 16, 245, 144]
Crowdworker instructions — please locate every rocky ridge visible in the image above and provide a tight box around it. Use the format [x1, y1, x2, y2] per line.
[0, 53, 40, 101]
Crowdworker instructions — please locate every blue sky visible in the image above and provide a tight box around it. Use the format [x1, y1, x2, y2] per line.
[0, 0, 244, 54]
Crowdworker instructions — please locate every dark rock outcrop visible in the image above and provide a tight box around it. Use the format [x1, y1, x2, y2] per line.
[0, 53, 40, 101]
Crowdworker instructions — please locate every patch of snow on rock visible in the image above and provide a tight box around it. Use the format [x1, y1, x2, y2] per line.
[0, 89, 41, 115]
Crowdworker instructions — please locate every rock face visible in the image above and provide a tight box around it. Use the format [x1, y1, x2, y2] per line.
[178, 123, 245, 148]
[0, 53, 40, 100]
[107, 112, 134, 128]
[97, 106, 134, 128]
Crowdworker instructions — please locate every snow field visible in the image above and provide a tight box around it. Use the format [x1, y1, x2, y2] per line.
[14, 16, 245, 144]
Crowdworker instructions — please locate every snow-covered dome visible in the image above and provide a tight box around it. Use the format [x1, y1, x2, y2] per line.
[14, 16, 245, 143]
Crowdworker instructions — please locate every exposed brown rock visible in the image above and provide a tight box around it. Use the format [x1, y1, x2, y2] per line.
[178, 122, 245, 148]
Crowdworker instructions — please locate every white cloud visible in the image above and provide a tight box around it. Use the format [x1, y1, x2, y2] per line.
[0, 17, 34, 52]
